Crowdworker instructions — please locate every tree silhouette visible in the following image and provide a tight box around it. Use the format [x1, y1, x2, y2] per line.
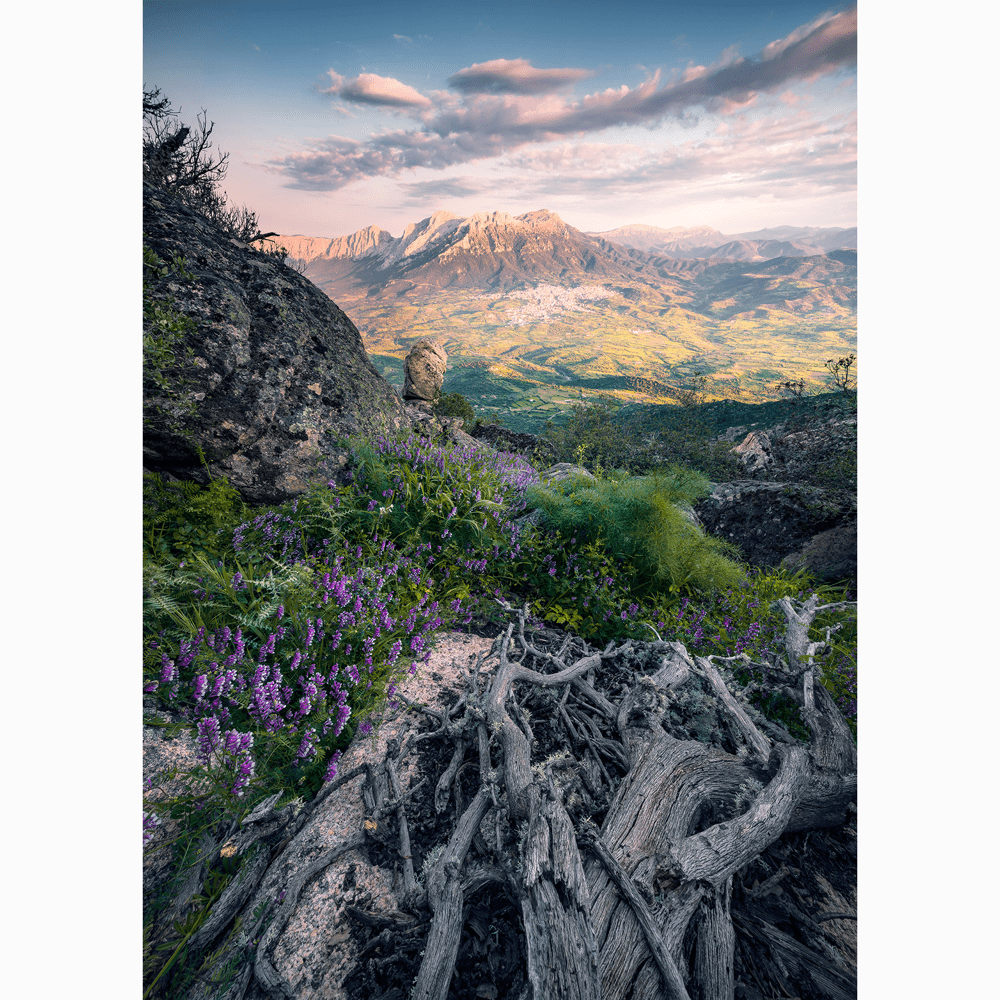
[143, 86, 278, 249]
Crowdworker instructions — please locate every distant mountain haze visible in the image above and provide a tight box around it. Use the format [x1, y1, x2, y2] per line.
[585, 223, 857, 259]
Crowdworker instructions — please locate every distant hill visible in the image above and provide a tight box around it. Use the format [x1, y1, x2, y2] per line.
[587, 223, 856, 260]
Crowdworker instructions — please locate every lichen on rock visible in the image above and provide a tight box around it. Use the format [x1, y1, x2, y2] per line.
[142, 181, 406, 505]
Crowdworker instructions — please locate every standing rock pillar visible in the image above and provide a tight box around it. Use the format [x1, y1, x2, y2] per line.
[403, 338, 447, 401]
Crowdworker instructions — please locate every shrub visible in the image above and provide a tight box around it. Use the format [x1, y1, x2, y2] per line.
[432, 391, 476, 426]
[540, 396, 742, 481]
[523, 467, 745, 598]
[825, 352, 857, 394]
[143, 87, 284, 257]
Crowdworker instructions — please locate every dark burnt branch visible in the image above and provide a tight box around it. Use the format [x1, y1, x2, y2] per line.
[186, 840, 271, 957]
[386, 755, 419, 904]
[394, 690, 452, 733]
[693, 655, 771, 764]
[732, 910, 856, 1000]
[434, 737, 468, 814]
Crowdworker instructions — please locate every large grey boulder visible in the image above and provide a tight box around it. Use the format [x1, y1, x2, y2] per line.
[694, 480, 856, 580]
[142, 182, 406, 505]
[781, 520, 857, 583]
[402, 338, 447, 401]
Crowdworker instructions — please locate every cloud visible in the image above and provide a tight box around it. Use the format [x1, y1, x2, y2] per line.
[323, 70, 431, 109]
[392, 34, 413, 44]
[271, 8, 855, 190]
[266, 131, 510, 191]
[398, 176, 488, 200]
[448, 58, 595, 95]
[499, 110, 856, 204]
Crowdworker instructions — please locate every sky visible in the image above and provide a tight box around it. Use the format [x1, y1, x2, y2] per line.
[143, 0, 857, 239]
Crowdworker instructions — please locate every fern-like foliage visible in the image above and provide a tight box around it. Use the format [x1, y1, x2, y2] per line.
[143, 468, 250, 566]
[143, 553, 316, 640]
[524, 467, 745, 597]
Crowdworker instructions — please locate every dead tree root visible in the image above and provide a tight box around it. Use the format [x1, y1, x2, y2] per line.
[153, 596, 856, 1000]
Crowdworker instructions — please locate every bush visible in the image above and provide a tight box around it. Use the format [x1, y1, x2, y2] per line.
[540, 396, 742, 481]
[143, 467, 250, 566]
[523, 467, 745, 598]
[143, 87, 283, 257]
[432, 391, 476, 427]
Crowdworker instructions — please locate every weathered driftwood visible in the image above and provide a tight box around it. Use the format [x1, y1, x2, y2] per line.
[148, 595, 856, 1000]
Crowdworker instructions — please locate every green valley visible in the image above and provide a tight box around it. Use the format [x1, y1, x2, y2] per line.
[332, 282, 855, 434]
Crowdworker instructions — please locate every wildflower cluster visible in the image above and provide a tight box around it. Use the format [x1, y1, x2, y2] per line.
[144, 554, 447, 804]
[143, 431, 546, 842]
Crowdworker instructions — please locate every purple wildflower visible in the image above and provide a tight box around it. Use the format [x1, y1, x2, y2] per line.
[323, 750, 343, 782]
[196, 716, 222, 764]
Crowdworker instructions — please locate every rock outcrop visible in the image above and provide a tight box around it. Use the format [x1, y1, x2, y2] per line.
[731, 429, 774, 476]
[780, 520, 857, 583]
[470, 423, 559, 465]
[704, 409, 857, 583]
[694, 481, 856, 583]
[142, 182, 406, 505]
[402, 338, 447, 401]
[721, 412, 856, 489]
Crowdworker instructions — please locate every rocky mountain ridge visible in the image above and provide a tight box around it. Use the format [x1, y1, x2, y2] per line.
[276, 209, 857, 307]
[278, 212, 855, 272]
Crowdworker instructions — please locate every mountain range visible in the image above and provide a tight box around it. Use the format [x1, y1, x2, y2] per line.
[274, 209, 856, 432]
[277, 209, 856, 302]
[277, 209, 654, 297]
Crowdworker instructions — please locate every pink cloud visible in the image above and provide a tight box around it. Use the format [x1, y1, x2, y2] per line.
[448, 58, 595, 95]
[269, 9, 856, 191]
[323, 71, 431, 109]
[499, 110, 856, 202]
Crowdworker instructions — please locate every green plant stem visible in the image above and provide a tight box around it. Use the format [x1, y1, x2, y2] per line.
[143, 922, 200, 999]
